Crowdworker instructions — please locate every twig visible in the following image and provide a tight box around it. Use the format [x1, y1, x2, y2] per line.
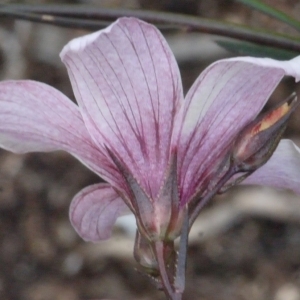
[0, 5, 300, 52]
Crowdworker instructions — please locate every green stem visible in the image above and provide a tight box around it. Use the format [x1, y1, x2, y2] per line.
[174, 209, 189, 296]
[154, 241, 176, 300]
[1, 4, 300, 52]
[189, 168, 236, 227]
[235, 0, 300, 32]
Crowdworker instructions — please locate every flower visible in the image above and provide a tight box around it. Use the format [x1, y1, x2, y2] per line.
[0, 17, 300, 244]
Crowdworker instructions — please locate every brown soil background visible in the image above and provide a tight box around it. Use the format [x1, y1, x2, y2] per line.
[1, 1, 300, 299]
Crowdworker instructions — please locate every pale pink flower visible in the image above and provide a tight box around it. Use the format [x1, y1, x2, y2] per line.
[0, 18, 300, 242]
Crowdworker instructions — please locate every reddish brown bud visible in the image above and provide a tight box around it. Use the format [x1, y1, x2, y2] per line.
[232, 93, 298, 172]
[232, 93, 299, 171]
[218, 93, 299, 194]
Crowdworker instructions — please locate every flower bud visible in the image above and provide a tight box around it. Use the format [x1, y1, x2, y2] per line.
[232, 93, 298, 172]
[134, 230, 159, 275]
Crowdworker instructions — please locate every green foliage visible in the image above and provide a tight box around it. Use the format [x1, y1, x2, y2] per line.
[217, 39, 298, 59]
[235, 0, 300, 32]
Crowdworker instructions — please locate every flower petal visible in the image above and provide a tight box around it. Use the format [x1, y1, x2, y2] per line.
[0, 80, 121, 184]
[69, 183, 130, 241]
[242, 139, 300, 194]
[174, 56, 300, 204]
[60, 17, 183, 198]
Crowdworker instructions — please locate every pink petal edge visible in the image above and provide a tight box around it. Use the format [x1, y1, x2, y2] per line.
[60, 17, 183, 199]
[0, 80, 121, 185]
[243, 139, 300, 194]
[174, 56, 300, 204]
[69, 183, 130, 242]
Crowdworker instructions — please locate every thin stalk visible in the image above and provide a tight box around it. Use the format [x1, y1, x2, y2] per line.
[235, 0, 300, 32]
[189, 168, 236, 226]
[0, 7, 110, 29]
[154, 241, 176, 300]
[1, 5, 300, 52]
[174, 210, 189, 296]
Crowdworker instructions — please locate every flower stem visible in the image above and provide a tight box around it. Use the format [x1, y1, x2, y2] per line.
[189, 168, 236, 226]
[154, 241, 181, 300]
[1, 4, 300, 52]
[174, 209, 189, 296]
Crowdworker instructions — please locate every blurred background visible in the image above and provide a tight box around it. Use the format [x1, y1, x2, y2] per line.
[1, 0, 300, 299]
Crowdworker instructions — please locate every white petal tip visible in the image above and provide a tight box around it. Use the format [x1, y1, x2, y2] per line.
[60, 22, 117, 59]
[60, 18, 141, 60]
[288, 56, 300, 82]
